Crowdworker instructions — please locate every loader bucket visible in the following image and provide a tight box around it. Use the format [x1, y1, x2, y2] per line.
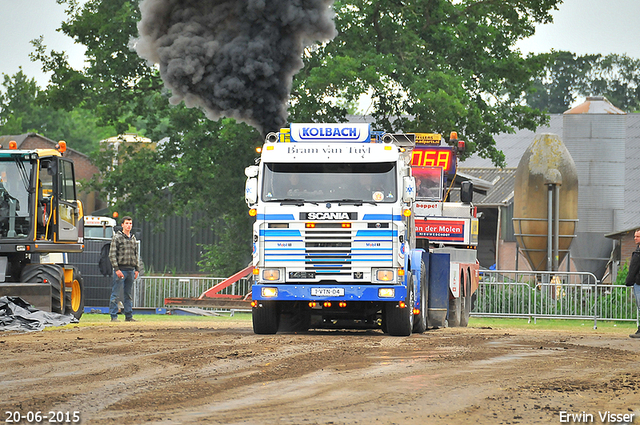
[0, 283, 54, 312]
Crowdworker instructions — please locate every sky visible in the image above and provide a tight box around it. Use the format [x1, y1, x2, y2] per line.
[0, 0, 639, 88]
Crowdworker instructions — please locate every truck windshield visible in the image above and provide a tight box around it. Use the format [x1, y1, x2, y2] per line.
[84, 226, 114, 239]
[262, 162, 397, 203]
[0, 157, 34, 238]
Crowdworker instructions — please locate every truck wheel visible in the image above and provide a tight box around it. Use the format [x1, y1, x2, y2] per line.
[65, 267, 85, 320]
[20, 264, 65, 314]
[252, 301, 279, 334]
[385, 273, 414, 336]
[412, 262, 427, 333]
[459, 272, 471, 327]
[447, 296, 461, 327]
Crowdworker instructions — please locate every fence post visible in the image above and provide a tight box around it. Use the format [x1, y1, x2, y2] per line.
[593, 277, 598, 330]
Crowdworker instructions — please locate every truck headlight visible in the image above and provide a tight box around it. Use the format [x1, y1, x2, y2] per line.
[261, 287, 278, 297]
[379, 288, 395, 298]
[376, 269, 395, 281]
[262, 269, 280, 281]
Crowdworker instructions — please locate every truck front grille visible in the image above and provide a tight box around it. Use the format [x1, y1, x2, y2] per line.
[262, 225, 395, 279]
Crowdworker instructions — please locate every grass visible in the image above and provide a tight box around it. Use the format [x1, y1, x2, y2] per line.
[74, 311, 253, 325]
[68, 313, 639, 333]
[468, 317, 639, 333]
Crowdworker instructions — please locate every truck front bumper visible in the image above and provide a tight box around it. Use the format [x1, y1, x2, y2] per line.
[252, 284, 406, 302]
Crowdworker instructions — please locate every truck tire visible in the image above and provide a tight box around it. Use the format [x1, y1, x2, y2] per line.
[252, 301, 279, 334]
[459, 271, 471, 327]
[385, 273, 414, 336]
[412, 262, 427, 333]
[447, 296, 461, 327]
[65, 267, 85, 320]
[20, 264, 65, 314]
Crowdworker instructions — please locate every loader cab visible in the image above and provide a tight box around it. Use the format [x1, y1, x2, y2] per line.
[0, 156, 34, 238]
[0, 149, 81, 244]
[36, 154, 82, 243]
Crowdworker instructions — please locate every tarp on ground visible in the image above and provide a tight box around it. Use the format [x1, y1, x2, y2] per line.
[0, 296, 78, 332]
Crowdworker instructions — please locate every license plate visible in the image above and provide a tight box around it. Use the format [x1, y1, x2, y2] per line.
[310, 287, 344, 297]
[289, 271, 316, 279]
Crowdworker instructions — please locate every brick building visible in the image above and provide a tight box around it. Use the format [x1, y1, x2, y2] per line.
[0, 133, 105, 213]
[605, 227, 640, 281]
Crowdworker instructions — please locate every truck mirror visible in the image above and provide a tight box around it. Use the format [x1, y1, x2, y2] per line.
[245, 165, 259, 178]
[403, 176, 416, 203]
[245, 177, 258, 205]
[460, 181, 473, 204]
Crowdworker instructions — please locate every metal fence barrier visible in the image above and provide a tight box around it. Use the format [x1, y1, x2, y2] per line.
[132, 272, 639, 327]
[132, 276, 253, 309]
[473, 270, 639, 328]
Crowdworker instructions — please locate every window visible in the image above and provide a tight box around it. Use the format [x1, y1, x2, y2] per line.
[60, 160, 76, 202]
[262, 162, 397, 203]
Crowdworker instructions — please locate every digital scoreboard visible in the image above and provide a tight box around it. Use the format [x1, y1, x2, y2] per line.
[410, 146, 456, 175]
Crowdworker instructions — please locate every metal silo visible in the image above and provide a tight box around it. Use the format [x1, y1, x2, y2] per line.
[513, 134, 578, 271]
[563, 96, 627, 279]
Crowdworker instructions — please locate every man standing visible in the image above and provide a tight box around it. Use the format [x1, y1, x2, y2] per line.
[625, 229, 640, 338]
[109, 216, 140, 322]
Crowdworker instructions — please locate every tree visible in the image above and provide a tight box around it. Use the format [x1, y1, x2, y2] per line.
[31, 0, 163, 136]
[526, 51, 640, 113]
[525, 51, 600, 113]
[0, 69, 114, 153]
[586, 54, 640, 112]
[33, 0, 566, 273]
[89, 111, 260, 276]
[290, 0, 562, 165]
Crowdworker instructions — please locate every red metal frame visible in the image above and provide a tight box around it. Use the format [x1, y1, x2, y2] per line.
[198, 265, 253, 299]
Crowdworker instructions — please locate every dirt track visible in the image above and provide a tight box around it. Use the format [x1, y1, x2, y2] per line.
[1, 319, 640, 424]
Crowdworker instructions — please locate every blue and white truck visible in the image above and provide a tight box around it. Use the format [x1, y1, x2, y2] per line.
[245, 123, 479, 335]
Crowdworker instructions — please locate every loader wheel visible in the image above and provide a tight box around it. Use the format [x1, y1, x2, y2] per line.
[412, 261, 427, 334]
[385, 273, 414, 336]
[65, 268, 85, 320]
[252, 301, 279, 334]
[20, 264, 65, 314]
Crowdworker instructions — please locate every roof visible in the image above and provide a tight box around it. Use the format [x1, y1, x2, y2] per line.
[100, 133, 153, 144]
[564, 96, 625, 115]
[346, 111, 640, 217]
[459, 115, 565, 168]
[459, 113, 640, 228]
[604, 227, 638, 239]
[0, 134, 30, 148]
[453, 168, 517, 205]
[0, 133, 90, 159]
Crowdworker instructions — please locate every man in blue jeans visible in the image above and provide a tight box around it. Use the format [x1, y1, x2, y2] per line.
[109, 216, 140, 322]
[625, 229, 640, 338]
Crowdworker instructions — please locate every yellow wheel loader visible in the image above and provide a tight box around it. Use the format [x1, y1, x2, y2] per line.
[0, 141, 85, 319]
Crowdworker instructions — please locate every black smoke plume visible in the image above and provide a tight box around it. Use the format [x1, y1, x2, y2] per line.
[135, 0, 336, 135]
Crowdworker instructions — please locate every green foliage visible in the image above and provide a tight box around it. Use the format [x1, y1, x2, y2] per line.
[88, 114, 261, 275]
[526, 51, 640, 113]
[290, 0, 562, 166]
[526, 51, 600, 113]
[616, 262, 629, 286]
[34, 0, 163, 135]
[24, 0, 585, 273]
[0, 69, 114, 153]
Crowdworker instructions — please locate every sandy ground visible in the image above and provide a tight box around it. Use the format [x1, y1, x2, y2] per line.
[1, 319, 640, 425]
